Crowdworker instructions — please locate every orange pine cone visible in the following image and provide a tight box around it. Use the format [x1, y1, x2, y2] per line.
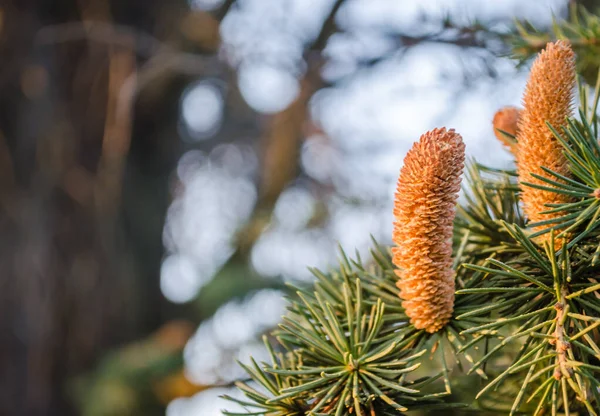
[493, 106, 521, 154]
[392, 128, 465, 333]
[516, 40, 576, 248]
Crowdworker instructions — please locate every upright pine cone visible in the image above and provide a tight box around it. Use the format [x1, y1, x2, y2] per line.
[392, 128, 465, 333]
[493, 106, 521, 154]
[516, 40, 575, 248]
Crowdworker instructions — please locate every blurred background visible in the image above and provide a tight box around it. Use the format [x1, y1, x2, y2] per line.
[0, 0, 586, 415]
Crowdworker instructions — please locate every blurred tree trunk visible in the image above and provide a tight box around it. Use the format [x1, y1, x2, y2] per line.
[0, 0, 199, 414]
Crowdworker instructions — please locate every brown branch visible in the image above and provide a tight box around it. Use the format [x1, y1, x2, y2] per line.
[310, 0, 345, 52]
[0, 130, 14, 190]
[36, 21, 169, 57]
[236, 0, 346, 254]
[212, 0, 237, 21]
[35, 21, 217, 99]
[94, 46, 136, 217]
[552, 293, 573, 380]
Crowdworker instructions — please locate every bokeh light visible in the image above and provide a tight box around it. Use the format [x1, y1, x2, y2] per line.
[180, 80, 225, 141]
[188, 0, 226, 11]
[161, 146, 258, 303]
[184, 289, 287, 384]
[237, 63, 300, 114]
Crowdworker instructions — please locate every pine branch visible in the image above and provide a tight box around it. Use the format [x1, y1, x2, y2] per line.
[226, 10, 600, 416]
[509, 4, 600, 85]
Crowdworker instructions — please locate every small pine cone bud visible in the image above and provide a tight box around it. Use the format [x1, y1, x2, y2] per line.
[392, 128, 465, 333]
[517, 40, 576, 249]
[493, 106, 521, 154]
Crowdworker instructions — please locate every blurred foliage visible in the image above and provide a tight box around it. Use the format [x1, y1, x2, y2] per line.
[511, 3, 600, 85]
[69, 321, 199, 416]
